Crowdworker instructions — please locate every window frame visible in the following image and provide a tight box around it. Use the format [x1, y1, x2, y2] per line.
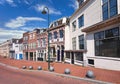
[59, 30, 64, 38]
[72, 20, 76, 32]
[72, 37, 76, 50]
[54, 31, 58, 39]
[102, 0, 118, 20]
[78, 15, 84, 28]
[94, 27, 120, 58]
[79, 34, 84, 49]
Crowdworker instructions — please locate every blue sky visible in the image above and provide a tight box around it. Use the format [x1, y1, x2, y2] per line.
[0, 0, 78, 43]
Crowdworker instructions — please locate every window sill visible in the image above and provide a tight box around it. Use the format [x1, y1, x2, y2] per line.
[87, 56, 120, 61]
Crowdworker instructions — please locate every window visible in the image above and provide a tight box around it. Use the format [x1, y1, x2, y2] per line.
[59, 30, 64, 38]
[102, 0, 118, 20]
[79, 35, 84, 49]
[54, 31, 58, 39]
[37, 39, 41, 47]
[75, 52, 83, 61]
[72, 37, 76, 50]
[72, 21, 76, 31]
[54, 22, 58, 27]
[49, 33, 52, 40]
[26, 36, 28, 40]
[58, 20, 62, 25]
[29, 34, 33, 39]
[78, 0, 84, 6]
[23, 36, 28, 41]
[78, 15, 84, 28]
[94, 27, 120, 58]
[88, 59, 94, 65]
[33, 34, 35, 39]
[66, 52, 70, 59]
[33, 43, 36, 48]
[105, 28, 119, 38]
[42, 38, 46, 47]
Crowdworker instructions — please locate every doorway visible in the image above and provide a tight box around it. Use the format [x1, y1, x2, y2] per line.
[71, 52, 74, 64]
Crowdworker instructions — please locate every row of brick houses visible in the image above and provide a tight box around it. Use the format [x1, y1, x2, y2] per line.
[0, 0, 120, 71]
[22, 17, 69, 62]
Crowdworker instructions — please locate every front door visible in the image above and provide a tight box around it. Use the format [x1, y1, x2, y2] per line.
[61, 50, 64, 61]
[71, 52, 74, 64]
[57, 50, 60, 61]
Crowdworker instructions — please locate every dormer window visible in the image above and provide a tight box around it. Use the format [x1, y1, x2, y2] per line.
[77, 0, 84, 7]
[54, 22, 58, 27]
[58, 20, 62, 25]
[50, 24, 53, 28]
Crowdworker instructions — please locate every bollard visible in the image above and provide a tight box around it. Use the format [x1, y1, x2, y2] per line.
[64, 68, 70, 74]
[29, 66, 33, 70]
[49, 66, 54, 72]
[38, 66, 42, 70]
[22, 66, 26, 69]
[86, 70, 95, 78]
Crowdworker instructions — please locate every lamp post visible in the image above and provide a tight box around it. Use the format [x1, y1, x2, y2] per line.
[42, 7, 50, 70]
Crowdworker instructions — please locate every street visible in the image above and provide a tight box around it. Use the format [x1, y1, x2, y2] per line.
[0, 65, 92, 84]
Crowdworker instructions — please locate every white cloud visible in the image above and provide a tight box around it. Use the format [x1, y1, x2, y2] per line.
[34, 4, 62, 15]
[69, 0, 79, 10]
[20, 27, 36, 31]
[6, 0, 13, 4]
[0, 28, 25, 43]
[20, 26, 46, 31]
[0, 0, 16, 6]
[5, 16, 46, 28]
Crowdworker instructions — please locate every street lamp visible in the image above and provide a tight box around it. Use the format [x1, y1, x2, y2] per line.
[41, 7, 50, 70]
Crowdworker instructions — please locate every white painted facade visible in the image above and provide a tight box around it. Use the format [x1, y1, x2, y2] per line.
[65, 0, 103, 50]
[65, 0, 120, 71]
[15, 43, 23, 60]
[9, 39, 23, 60]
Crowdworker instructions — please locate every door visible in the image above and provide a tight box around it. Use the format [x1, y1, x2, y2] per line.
[61, 50, 64, 61]
[57, 50, 60, 61]
[19, 54, 23, 59]
[71, 52, 74, 64]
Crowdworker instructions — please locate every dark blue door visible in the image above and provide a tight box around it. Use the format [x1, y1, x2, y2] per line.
[19, 54, 23, 59]
[71, 52, 74, 64]
[61, 50, 64, 61]
[57, 50, 60, 61]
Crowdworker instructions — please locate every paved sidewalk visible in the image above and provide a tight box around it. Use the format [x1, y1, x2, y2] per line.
[0, 65, 95, 84]
[0, 56, 120, 84]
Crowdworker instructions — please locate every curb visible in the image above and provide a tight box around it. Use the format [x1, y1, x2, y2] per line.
[0, 62, 113, 84]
